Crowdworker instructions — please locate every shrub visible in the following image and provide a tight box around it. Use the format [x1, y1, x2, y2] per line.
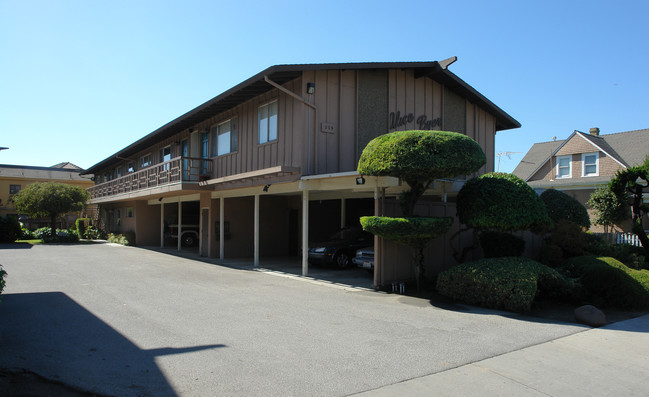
[360, 216, 453, 246]
[75, 218, 90, 237]
[479, 231, 525, 258]
[0, 216, 21, 243]
[540, 189, 590, 229]
[457, 173, 553, 233]
[108, 232, 134, 246]
[0, 264, 6, 301]
[33, 227, 52, 239]
[42, 228, 80, 243]
[583, 233, 647, 269]
[561, 256, 649, 309]
[436, 257, 577, 313]
[83, 225, 106, 240]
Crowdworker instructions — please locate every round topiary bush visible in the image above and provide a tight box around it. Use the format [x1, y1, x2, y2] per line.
[457, 172, 553, 233]
[540, 189, 590, 229]
[360, 216, 453, 247]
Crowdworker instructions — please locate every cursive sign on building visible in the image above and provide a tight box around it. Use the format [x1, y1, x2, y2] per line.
[389, 111, 442, 131]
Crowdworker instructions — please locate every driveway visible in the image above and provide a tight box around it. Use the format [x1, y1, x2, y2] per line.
[0, 243, 588, 396]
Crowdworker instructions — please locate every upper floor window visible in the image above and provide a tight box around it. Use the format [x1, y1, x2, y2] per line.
[115, 167, 123, 178]
[582, 152, 599, 177]
[9, 184, 21, 195]
[556, 155, 571, 179]
[140, 153, 152, 168]
[211, 117, 238, 156]
[258, 100, 278, 144]
[160, 146, 172, 163]
[127, 162, 135, 173]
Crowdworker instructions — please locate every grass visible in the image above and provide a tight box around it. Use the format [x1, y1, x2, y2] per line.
[15, 239, 43, 244]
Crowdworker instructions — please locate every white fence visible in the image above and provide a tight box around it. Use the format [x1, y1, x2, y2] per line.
[616, 233, 644, 247]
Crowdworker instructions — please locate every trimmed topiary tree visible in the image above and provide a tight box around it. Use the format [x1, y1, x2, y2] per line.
[358, 130, 486, 289]
[455, 172, 553, 260]
[540, 189, 590, 229]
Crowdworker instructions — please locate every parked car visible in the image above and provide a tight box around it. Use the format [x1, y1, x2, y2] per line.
[308, 227, 373, 269]
[167, 224, 199, 246]
[352, 247, 374, 271]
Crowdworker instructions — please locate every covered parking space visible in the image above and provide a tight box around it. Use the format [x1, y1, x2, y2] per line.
[197, 171, 403, 287]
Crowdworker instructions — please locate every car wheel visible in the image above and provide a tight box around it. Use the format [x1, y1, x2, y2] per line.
[182, 233, 196, 247]
[334, 252, 351, 269]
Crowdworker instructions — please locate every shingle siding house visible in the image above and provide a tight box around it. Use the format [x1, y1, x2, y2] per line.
[83, 60, 520, 287]
[513, 127, 649, 232]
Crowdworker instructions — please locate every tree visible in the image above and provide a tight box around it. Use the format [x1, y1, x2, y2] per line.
[455, 172, 553, 260]
[607, 156, 649, 256]
[13, 182, 90, 238]
[358, 130, 486, 289]
[587, 186, 627, 233]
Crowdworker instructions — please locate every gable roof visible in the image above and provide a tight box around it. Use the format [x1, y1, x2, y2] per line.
[513, 128, 649, 181]
[0, 163, 90, 181]
[84, 60, 521, 175]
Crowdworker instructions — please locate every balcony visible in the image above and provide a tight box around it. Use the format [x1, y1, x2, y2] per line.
[88, 157, 212, 200]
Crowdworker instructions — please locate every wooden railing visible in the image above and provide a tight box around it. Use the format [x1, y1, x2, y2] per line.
[88, 157, 212, 199]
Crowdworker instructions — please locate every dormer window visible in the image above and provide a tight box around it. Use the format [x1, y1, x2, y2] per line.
[556, 155, 571, 179]
[582, 152, 599, 177]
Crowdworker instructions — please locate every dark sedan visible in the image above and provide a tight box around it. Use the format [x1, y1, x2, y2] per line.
[308, 227, 373, 269]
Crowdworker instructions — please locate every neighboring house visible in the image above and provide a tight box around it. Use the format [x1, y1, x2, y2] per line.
[0, 162, 94, 229]
[513, 127, 649, 232]
[83, 60, 520, 286]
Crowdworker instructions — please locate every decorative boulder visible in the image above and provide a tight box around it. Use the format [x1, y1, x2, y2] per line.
[574, 305, 607, 327]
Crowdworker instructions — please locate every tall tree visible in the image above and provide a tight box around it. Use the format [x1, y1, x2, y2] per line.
[358, 130, 486, 289]
[13, 182, 90, 238]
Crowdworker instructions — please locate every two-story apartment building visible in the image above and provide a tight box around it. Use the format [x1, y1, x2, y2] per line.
[83, 60, 520, 286]
[513, 127, 649, 232]
[0, 162, 94, 228]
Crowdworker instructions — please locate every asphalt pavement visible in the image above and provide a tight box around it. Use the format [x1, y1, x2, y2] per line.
[0, 242, 646, 396]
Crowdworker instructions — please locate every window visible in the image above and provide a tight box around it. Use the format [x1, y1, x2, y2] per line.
[211, 117, 238, 156]
[115, 167, 123, 178]
[556, 155, 571, 178]
[9, 184, 21, 195]
[140, 154, 152, 168]
[126, 207, 134, 218]
[160, 146, 172, 163]
[127, 162, 135, 173]
[258, 100, 278, 144]
[582, 152, 599, 177]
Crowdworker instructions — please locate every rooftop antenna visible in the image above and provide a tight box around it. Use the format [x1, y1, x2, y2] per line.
[496, 151, 521, 172]
[0, 147, 8, 151]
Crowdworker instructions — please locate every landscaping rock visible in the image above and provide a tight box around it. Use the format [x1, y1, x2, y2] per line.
[574, 305, 607, 327]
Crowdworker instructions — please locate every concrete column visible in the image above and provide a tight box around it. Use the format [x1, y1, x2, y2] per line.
[302, 189, 309, 276]
[373, 187, 381, 288]
[220, 197, 225, 261]
[340, 198, 346, 228]
[254, 194, 260, 267]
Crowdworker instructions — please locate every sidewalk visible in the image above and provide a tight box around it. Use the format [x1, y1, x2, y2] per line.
[351, 313, 649, 397]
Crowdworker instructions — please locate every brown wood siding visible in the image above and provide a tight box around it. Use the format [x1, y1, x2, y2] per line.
[556, 135, 598, 156]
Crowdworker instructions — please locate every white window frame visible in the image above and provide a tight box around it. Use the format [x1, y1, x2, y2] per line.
[211, 117, 238, 157]
[258, 100, 278, 144]
[556, 155, 572, 179]
[581, 152, 599, 177]
[127, 162, 135, 173]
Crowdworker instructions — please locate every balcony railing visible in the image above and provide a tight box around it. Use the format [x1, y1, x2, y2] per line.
[88, 157, 212, 199]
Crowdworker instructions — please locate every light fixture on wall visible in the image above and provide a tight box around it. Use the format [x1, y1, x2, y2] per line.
[356, 176, 366, 185]
[263, 184, 271, 192]
[158, 197, 163, 202]
[306, 82, 315, 95]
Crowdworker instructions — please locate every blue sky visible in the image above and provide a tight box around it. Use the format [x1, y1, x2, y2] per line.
[1, 0, 647, 173]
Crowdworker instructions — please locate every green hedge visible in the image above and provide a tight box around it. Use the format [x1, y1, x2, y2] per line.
[0, 216, 21, 243]
[436, 257, 576, 313]
[360, 216, 453, 247]
[75, 218, 90, 237]
[561, 256, 649, 309]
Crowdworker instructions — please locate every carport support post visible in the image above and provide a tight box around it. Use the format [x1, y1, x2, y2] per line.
[373, 187, 381, 288]
[340, 198, 346, 228]
[220, 197, 225, 261]
[177, 200, 182, 251]
[160, 202, 164, 248]
[254, 193, 259, 267]
[302, 189, 309, 276]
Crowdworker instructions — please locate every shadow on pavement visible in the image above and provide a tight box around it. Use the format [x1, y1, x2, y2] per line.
[0, 292, 225, 396]
[0, 242, 33, 249]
